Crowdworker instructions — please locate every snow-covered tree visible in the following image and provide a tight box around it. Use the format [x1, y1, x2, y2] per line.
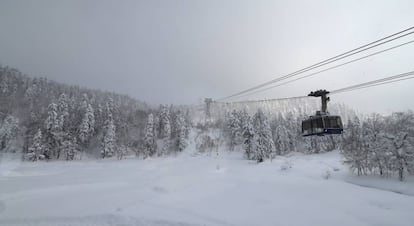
[226, 110, 243, 151]
[44, 103, 62, 159]
[342, 117, 367, 175]
[62, 134, 77, 161]
[0, 66, 151, 159]
[175, 114, 188, 152]
[158, 105, 171, 155]
[359, 115, 388, 175]
[45, 103, 59, 132]
[101, 110, 116, 158]
[283, 112, 297, 152]
[0, 115, 20, 152]
[383, 112, 414, 181]
[274, 125, 289, 155]
[143, 113, 157, 158]
[252, 109, 276, 162]
[26, 129, 43, 161]
[117, 145, 127, 160]
[183, 109, 191, 138]
[57, 93, 69, 130]
[241, 112, 255, 160]
[158, 105, 171, 139]
[342, 112, 414, 179]
[80, 93, 89, 113]
[78, 103, 95, 148]
[303, 136, 321, 154]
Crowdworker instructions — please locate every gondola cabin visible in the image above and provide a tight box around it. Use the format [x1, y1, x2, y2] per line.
[302, 114, 343, 136]
[301, 89, 344, 136]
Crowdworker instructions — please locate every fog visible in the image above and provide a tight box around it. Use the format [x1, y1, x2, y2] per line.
[0, 0, 413, 113]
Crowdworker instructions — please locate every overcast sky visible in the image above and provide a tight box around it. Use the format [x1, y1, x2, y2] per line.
[0, 0, 413, 113]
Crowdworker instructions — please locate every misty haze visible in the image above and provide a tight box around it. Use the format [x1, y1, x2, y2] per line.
[1, 1, 414, 226]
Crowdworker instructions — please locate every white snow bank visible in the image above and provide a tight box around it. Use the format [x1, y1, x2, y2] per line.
[1, 151, 414, 226]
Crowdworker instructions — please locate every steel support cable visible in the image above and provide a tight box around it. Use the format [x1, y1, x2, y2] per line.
[230, 39, 414, 100]
[217, 27, 414, 101]
[330, 71, 414, 94]
[214, 95, 310, 105]
[330, 76, 414, 95]
[216, 70, 414, 105]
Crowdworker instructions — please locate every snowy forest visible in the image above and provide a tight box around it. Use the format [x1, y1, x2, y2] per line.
[1, 66, 414, 181]
[0, 66, 191, 160]
[214, 108, 414, 181]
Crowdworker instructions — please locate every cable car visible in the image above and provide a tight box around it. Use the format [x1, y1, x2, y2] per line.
[302, 90, 343, 136]
[302, 113, 343, 136]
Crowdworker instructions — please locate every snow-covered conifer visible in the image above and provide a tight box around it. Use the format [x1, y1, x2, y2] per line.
[226, 110, 242, 151]
[78, 103, 95, 146]
[101, 110, 116, 158]
[175, 114, 188, 152]
[45, 103, 59, 132]
[158, 105, 171, 155]
[241, 111, 255, 160]
[57, 93, 69, 129]
[252, 109, 276, 162]
[62, 134, 77, 161]
[26, 129, 43, 161]
[274, 125, 289, 155]
[158, 105, 171, 139]
[45, 103, 62, 159]
[144, 113, 157, 158]
[0, 115, 20, 152]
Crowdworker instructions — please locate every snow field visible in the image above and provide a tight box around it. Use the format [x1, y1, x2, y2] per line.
[1, 151, 414, 226]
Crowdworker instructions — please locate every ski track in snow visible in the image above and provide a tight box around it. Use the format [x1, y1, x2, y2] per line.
[1, 151, 414, 226]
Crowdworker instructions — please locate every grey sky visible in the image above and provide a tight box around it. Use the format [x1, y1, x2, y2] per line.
[0, 0, 413, 113]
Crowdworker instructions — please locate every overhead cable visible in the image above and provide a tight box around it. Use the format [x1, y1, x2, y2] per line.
[217, 26, 414, 101]
[230, 39, 414, 99]
[217, 70, 414, 104]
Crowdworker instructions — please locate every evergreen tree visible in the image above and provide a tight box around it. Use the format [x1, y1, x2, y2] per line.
[26, 129, 43, 161]
[252, 109, 276, 162]
[0, 115, 20, 152]
[241, 112, 255, 160]
[78, 103, 95, 156]
[226, 110, 242, 151]
[183, 109, 191, 138]
[143, 113, 157, 158]
[0, 66, 150, 159]
[158, 105, 171, 139]
[284, 112, 297, 152]
[101, 106, 116, 158]
[57, 93, 69, 130]
[45, 103, 62, 159]
[274, 125, 289, 155]
[62, 134, 77, 161]
[175, 114, 188, 152]
[158, 105, 171, 155]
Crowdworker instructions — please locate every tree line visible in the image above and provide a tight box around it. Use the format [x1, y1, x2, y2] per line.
[0, 66, 190, 160]
[2, 66, 414, 180]
[217, 108, 414, 180]
[342, 112, 414, 181]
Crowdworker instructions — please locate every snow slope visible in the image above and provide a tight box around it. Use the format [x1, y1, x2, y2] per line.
[1, 151, 414, 226]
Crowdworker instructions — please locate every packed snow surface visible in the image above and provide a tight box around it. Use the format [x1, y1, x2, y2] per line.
[1, 151, 414, 226]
